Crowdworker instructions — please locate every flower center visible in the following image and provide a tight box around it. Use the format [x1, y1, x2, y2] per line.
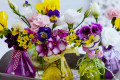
[50, 16, 57, 21]
[90, 38, 94, 43]
[41, 32, 47, 38]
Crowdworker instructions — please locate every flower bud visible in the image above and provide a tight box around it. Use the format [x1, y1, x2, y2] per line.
[90, 2, 100, 19]
[8, 0, 19, 15]
[84, 8, 91, 18]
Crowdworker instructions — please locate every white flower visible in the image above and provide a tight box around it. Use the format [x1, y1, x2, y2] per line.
[90, 2, 100, 19]
[63, 9, 84, 25]
[21, 7, 33, 19]
[101, 27, 120, 48]
[12, 21, 23, 32]
[56, 15, 66, 26]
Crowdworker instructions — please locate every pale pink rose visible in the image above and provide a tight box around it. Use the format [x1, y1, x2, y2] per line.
[96, 50, 103, 58]
[105, 8, 120, 20]
[88, 51, 95, 59]
[28, 13, 50, 32]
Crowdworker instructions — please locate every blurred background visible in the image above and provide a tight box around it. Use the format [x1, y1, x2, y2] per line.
[0, 0, 120, 59]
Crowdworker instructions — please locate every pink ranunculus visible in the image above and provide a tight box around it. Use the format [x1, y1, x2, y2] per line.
[28, 13, 50, 32]
[96, 50, 103, 58]
[88, 51, 95, 59]
[105, 8, 120, 20]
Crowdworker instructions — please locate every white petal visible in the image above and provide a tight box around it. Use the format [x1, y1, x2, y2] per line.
[58, 42, 66, 51]
[36, 45, 43, 53]
[47, 50, 53, 56]
[38, 52, 44, 57]
[53, 48, 60, 55]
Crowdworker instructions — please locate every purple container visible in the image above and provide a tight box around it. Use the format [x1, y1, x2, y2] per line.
[5, 51, 36, 78]
[102, 45, 120, 79]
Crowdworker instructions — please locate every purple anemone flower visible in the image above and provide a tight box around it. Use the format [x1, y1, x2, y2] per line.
[36, 43, 53, 57]
[48, 36, 68, 55]
[48, 9, 60, 23]
[90, 23, 103, 35]
[53, 29, 68, 39]
[76, 26, 91, 40]
[37, 27, 52, 42]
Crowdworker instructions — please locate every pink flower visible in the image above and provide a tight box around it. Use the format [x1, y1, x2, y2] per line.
[82, 45, 89, 52]
[53, 29, 68, 39]
[96, 50, 103, 58]
[105, 8, 120, 20]
[28, 13, 50, 32]
[88, 51, 95, 59]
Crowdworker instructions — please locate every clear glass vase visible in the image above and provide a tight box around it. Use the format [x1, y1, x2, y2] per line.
[42, 56, 73, 80]
[79, 55, 105, 80]
[102, 45, 120, 79]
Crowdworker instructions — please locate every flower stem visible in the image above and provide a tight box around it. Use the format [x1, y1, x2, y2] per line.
[95, 18, 98, 23]
[105, 67, 118, 80]
[74, 17, 85, 30]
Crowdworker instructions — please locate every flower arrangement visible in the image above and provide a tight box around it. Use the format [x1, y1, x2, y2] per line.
[0, 0, 120, 80]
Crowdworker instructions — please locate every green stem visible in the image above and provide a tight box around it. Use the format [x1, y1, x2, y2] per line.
[95, 18, 98, 23]
[22, 16, 31, 28]
[74, 17, 85, 30]
[105, 67, 118, 80]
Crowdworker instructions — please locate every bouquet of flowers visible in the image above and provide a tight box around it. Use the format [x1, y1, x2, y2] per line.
[0, 0, 80, 79]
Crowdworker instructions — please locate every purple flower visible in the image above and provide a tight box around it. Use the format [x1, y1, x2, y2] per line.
[91, 23, 102, 35]
[48, 9, 60, 23]
[37, 27, 52, 42]
[48, 36, 68, 55]
[53, 29, 68, 39]
[76, 26, 91, 39]
[5, 33, 23, 50]
[36, 43, 53, 57]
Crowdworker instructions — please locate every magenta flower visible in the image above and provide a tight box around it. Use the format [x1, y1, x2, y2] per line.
[48, 36, 67, 55]
[90, 23, 102, 36]
[36, 43, 53, 57]
[76, 26, 91, 40]
[53, 29, 68, 39]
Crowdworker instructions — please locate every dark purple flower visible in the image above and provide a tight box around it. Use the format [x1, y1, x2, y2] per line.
[25, 1, 28, 4]
[5, 33, 23, 50]
[37, 27, 52, 42]
[48, 9, 60, 23]
[91, 23, 103, 35]
[53, 29, 68, 39]
[76, 26, 91, 39]
[36, 43, 53, 57]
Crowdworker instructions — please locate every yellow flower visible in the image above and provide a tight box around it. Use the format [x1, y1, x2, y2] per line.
[50, 16, 57, 22]
[115, 18, 120, 30]
[70, 33, 77, 41]
[23, 36, 29, 41]
[0, 11, 8, 31]
[29, 34, 34, 39]
[23, 30, 28, 34]
[85, 34, 100, 47]
[35, 0, 60, 14]
[70, 29, 74, 33]
[66, 35, 70, 41]
[75, 40, 81, 46]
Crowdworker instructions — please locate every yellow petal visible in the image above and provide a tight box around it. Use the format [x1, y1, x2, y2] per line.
[115, 18, 120, 29]
[94, 35, 100, 42]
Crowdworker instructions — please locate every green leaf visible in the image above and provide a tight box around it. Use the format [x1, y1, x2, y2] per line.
[77, 8, 82, 13]
[28, 44, 36, 53]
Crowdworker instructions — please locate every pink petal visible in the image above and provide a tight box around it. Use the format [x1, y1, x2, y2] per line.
[47, 50, 53, 56]
[58, 42, 66, 51]
[36, 45, 43, 53]
[38, 52, 45, 57]
[53, 48, 60, 55]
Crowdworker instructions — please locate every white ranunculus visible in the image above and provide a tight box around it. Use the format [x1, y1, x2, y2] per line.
[90, 2, 100, 19]
[21, 7, 33, 19]
[101, 27, 120, 48]
[64, 9, 84, 25]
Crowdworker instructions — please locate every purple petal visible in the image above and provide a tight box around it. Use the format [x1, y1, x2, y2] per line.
[53, 10, 60, 17]
[47, 41, 54, 49]
[48, 10, 53, 17]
